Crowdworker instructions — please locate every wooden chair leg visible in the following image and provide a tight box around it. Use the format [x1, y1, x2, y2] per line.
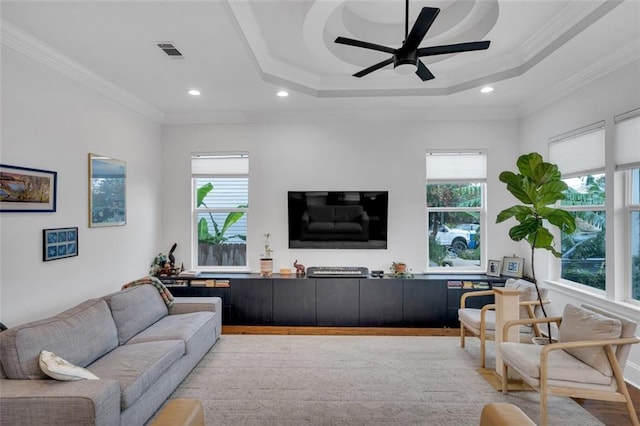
[480, 335, 486, 368]
[539, 387, 548, 426]
[607, 346, 640, 426]
[501, 363, 508, 393]
[460, 325, 466, 348]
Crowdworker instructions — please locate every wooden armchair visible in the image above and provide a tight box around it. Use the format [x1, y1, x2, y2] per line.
[458, 278, 549, 368]
[499, 304, 640, 426]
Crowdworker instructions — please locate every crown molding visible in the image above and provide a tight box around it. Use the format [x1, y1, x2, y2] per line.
[518, 40, 640, 117]
[1, 19, 165, 123]
[164, 105, 519, 125]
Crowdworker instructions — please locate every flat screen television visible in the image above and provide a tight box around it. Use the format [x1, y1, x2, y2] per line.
[288, 191, 388, 249]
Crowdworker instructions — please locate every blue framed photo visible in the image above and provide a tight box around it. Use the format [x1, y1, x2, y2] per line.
[43, 227, 78, 261]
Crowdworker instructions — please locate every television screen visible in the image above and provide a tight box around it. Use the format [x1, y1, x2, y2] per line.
[288, 191, 388, 249]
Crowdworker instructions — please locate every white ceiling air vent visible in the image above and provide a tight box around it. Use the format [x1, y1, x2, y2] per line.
[157, 42, 183, 58]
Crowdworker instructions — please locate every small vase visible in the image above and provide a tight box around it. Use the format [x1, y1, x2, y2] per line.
[260, 258, 273, 277]
[394, 263, 407, 274]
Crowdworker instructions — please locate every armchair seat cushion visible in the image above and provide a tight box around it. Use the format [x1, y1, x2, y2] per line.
[458, 309, 534, 335]
[500, 342, 613, 386]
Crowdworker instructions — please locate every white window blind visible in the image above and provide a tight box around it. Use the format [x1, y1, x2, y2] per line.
[615, 110, 640, 171]
[191, 153, 248, 175]
[426, 151, 487, 181]
[549, 122, 604, 176]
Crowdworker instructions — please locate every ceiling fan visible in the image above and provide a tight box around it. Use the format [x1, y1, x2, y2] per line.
[334, 0, 491, 81]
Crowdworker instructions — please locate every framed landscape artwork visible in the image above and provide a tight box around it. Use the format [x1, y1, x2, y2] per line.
[0, 164, 57, 212]
[501, 256, 524, 278]
[43, 227, 78, 261]
[89, 153, 126, 227]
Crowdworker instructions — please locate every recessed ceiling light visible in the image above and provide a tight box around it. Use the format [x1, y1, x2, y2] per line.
[277, 90, 289, 97]
[480, 86, 494, 94]
[188, 89, 201, 96]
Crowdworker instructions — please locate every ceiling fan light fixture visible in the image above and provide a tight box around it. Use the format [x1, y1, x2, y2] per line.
[394, 62, 418, 75]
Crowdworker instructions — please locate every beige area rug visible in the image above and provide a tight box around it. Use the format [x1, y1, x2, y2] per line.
[159, 335, 604, 425]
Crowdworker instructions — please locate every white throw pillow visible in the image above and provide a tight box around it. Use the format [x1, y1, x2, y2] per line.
[39, 350, 99, 381]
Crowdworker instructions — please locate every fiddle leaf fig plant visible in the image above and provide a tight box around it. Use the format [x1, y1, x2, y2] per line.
[496, 152, 576, 342]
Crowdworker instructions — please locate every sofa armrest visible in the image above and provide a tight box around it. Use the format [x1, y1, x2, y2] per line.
[169, 297, 221, 315]
[0, 378, 121, 426]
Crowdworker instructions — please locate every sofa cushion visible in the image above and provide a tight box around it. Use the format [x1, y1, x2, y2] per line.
[334, 205, 363, 222]
[105, 284, 169, 345]
[558, 304, 622, 376]
[39, 350, 100, 381]
[0, 298, 118, 379]
[127, 311, 215, 354]
[334, 222, 363, 233]
[307, 205, 335, 222]
[88, 340, 185, 409]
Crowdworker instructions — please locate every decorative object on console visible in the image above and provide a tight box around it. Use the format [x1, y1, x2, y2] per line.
[88, 153, 126, 227]
[260, 233, 274, 277]
[43, 227, 78, 262]
[497, 152, 576, 342]
[294, 260, 305, 276]
[486, 259, 501, 277]
[0, 164, 57, 212]
[390, 261, 413, 278]
[500, 256, 523, 278]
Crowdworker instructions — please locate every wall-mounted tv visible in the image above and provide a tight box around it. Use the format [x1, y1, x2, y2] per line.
[288, 191, 388, 249]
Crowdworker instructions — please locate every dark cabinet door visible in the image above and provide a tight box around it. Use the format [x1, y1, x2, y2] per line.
[188, 287, 231, 324]
[273, 278, 316, 325]
[230, 279, 273, 325]
[315, 279, 360, 326]
[359, 279, 403, 326]
[403, 279, 448, 327]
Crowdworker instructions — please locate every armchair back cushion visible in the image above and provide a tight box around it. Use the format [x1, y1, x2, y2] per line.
[104, 284, 169, 345]
[0, 298, 118, 379]
[558, 304, 622, 376]
[504, 279, 541, 319]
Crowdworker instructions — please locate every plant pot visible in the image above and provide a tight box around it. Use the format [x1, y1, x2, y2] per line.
[260, 258, 273, 277]
[394, 263, 407, 274]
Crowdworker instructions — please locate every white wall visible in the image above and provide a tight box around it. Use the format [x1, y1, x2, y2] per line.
[520, 60, 640, 386]
[161, 119, 524, 274]
[0, 46, 163, 326]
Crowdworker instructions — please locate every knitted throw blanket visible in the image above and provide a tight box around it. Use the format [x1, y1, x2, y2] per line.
[122, 276, 174, 307]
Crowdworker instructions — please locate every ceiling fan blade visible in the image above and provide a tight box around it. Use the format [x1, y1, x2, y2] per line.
[403, 7, 440, 52]
[415, 60, 435, 81]
[353, 57, 394, 78]
[335, 37, 395, 54]
[417, 41, 491, 57]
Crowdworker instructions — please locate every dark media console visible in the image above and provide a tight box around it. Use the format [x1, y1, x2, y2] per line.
[160, 274, 506, 328]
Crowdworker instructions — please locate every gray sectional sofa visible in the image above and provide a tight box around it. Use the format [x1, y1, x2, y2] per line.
[0, 283, 221, 426]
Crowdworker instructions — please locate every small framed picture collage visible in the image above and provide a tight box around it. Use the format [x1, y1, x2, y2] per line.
[43, 227, 78, 262]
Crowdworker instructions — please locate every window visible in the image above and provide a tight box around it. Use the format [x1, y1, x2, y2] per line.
[550, 123, 606, 291]
[630, 169, 640, 300]
[559, 174, 606, 290]
[192, 153, 248, 270]
[426, 152, 486, 270]
[616, 110, 640, 301]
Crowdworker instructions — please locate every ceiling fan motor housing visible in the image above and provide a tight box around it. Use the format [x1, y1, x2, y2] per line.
[393, 48, 418, 69]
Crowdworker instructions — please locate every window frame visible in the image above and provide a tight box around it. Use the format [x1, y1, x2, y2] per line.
[191, 153, 249, 272]
[425, 151, 487, 273]
[625, 168, 640, 304]
[557, 172, 606, 292]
